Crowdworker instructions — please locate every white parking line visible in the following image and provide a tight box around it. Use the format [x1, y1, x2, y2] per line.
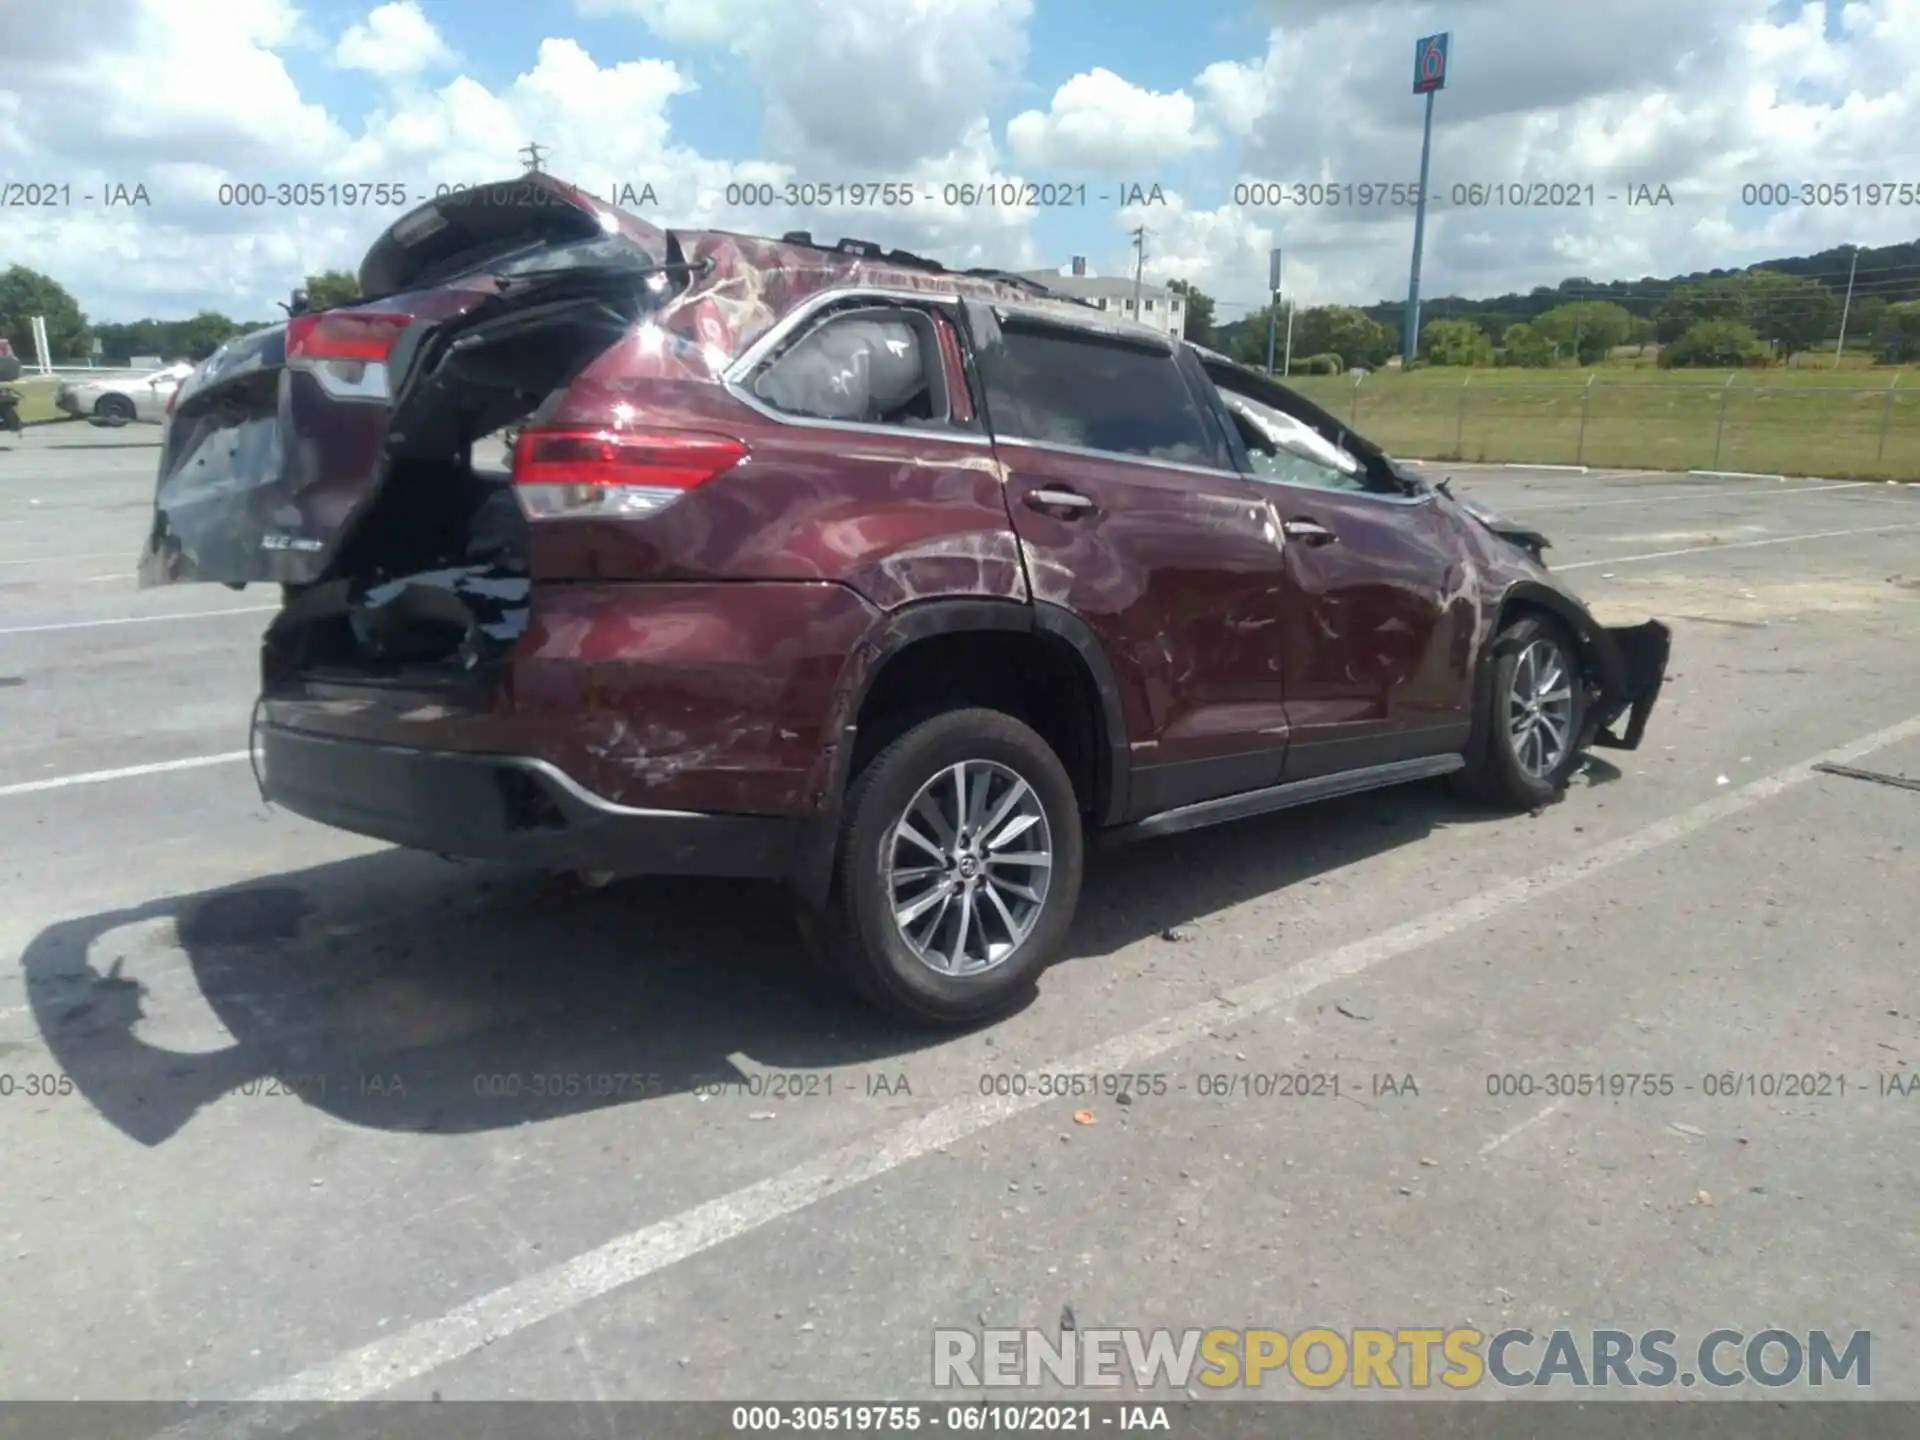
[0, 752, 250, 800]
[153, 709, 1920, 1435]
[0, 551, 131, 567]
[0, 606, 278, 636]
[1558, 521, 1920, 572]
[1479, 1101, 1564, 1156]
[1498, 481, 1871, 513]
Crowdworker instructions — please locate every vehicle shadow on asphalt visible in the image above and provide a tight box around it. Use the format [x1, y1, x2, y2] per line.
[20, 776, 1603, 1148]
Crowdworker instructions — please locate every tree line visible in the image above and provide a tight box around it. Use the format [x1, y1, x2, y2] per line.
[0, 267, 361, 367]
[1202, 238, 1920, 370]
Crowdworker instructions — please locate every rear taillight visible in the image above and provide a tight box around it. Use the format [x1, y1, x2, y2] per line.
[285, 311, 411, 401]
[511, 428, 748, 520]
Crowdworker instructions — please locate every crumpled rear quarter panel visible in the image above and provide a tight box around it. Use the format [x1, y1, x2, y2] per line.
[265, 581, 879, 818]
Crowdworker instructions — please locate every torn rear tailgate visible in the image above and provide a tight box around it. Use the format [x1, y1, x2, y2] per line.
[140, 175, 666, 590]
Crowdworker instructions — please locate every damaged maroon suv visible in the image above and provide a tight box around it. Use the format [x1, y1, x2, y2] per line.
[144, 174, 1669, 1027]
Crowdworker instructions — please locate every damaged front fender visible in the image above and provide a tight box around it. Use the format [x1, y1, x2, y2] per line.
[1589, 619, 1671, 752]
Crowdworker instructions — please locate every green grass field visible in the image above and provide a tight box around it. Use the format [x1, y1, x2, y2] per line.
[1283, 365, 1920, 479]
[7, 376, 67, 426]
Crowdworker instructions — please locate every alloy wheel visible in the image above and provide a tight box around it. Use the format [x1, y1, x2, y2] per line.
[1507, 638, 1575, 779]
[884, 759, 1053, 977]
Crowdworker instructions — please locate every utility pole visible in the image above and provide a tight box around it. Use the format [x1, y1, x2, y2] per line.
[519, 141, 549, 173]
[1834, 244, 1860, 368]
[1283, 298, 1297, 376]
[1131, 226, 1148, 323]
[1404, 33, 1450, 367]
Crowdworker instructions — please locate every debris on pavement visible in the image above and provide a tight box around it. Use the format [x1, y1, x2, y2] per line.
[1072, 1109, 1096, 1125]
[1694, 1190, 1715, 1208]
[1813, 762, 1920, 794]
[1334, 1002, 1372, 1021]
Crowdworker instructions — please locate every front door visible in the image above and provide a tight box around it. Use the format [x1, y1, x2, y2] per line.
[961, 300, 1292, 817]
[1211, 383, 1474, 779]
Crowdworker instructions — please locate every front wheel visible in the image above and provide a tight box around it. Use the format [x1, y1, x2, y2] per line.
[805, 708, 1084, 1027]
[1454, 614, 1588, 810]
[93, 393, 136, 427]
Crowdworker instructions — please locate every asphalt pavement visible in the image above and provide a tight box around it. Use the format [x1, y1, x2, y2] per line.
[2, 427, 1918, 1420]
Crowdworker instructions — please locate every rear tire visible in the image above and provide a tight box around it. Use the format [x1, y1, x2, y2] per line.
[93, 394, 136, 427]
[806, 707, 1083, 1027]
[1453, 613, 1587, 810]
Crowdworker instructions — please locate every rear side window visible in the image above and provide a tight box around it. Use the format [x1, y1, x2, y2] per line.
[750, 308, 948, 427]
[971, 316, 1220, 467]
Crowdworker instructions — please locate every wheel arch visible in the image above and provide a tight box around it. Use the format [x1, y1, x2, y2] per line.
[1468, 580, 1629, 755]
[791, 598, 1131, 907]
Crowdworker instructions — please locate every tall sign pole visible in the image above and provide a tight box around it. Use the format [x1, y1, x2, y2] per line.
[1404, 32, 1449, 367]
[1266, 247, 1283, 373]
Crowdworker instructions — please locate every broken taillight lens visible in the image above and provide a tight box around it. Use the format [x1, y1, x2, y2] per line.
[511, 428, 748, 520]
[285, 311, 411, 400]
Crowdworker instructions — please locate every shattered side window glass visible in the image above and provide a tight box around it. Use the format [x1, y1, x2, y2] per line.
[979, 323, 1215, 466]
[751, 315, 938, 425]
[1220, 391, 1370, 493]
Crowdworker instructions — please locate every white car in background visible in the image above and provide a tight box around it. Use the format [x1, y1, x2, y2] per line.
[55, 362, 194, 426]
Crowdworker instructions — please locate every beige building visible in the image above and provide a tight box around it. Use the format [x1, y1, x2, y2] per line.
[1018, 264, 1185, 339]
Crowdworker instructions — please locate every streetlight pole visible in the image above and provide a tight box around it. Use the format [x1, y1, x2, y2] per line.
[1131, 226, 1147, 321]
[1265, 247, 1282, 374]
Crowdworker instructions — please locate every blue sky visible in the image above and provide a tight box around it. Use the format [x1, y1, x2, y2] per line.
[2, 0, 1913, 323]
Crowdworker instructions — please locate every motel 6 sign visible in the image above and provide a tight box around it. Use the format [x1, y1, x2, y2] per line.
[1414, 33, 1449, 94]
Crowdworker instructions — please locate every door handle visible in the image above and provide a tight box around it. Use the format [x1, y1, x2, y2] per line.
[1282, 518, 1336, 544]
[1026, 487, 1097, 515]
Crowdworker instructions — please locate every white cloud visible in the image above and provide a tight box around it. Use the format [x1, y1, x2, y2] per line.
[334, 2, 456, 77]
[1006, 69, 1214, 173]
[578, 0, 1034, 170]
[1154, 0, 1920, 315]
[573, 0, 762, 47]
[0, 7, 1045, 328]
[5, 0, 1920, 333]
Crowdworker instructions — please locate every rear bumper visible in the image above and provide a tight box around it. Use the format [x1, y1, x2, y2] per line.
[1590, 620, 1671, 751]
[260, 722, 804, 878]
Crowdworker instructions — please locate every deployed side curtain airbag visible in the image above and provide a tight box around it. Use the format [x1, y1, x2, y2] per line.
[753, 319, 926, 422]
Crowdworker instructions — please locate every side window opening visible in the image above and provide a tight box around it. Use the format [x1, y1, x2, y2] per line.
[750, 306, 949, 428]
[1220, 391, 1371, 494]
[967, 309, 1227, 468]
[1204, 364, 1409, 496]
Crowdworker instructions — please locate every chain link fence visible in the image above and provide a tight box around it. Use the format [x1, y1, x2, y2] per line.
[1283, 373, 1920, 479]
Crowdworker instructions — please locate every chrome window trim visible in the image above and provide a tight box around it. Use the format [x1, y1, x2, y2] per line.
[722, 287, 964, 383]
[994, 434, 1251, 484]
[720, 289, 987, 443]
[721, 379, 994, 445]
[1241, 471, 1435, 508]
